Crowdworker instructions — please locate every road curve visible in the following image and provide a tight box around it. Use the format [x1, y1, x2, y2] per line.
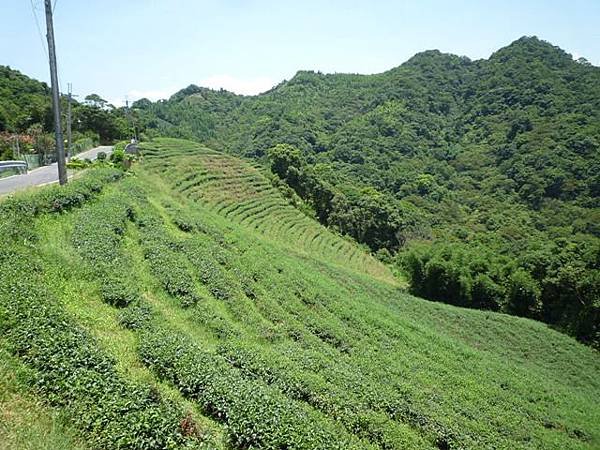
[0, 145, 113, 196]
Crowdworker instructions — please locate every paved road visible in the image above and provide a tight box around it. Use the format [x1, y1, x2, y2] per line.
[0, 145, 113, 196]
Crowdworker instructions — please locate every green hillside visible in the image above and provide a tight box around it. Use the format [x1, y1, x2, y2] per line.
[0, 65, 52, 133]
[1, 138, 599, 449]
[131, 37, 600, 347]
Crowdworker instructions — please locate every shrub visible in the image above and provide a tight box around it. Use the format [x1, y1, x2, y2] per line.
[164, 204, 224, 239]
[66, 158, 89, 169]
[136, 210, 201, 306]
[100, 274, 139, 308]
[0, 168, 123, 219]
[216, 340, 431, 448]
[139, 327, 372, 450]
[0, 256, 199, 449]
[0, 169, 123, 245]
[71, 192, 141, 309]
[507, 269, 542, 318]
[185, 240, 235, 301]
[118, 303, 153, 330]
[111, 148, 125, 163]
[471, 274, 504, 311]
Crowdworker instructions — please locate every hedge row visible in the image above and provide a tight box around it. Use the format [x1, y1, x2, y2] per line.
[0, 169, 123, 248]
[0, 251, 199, 449]
[135, 209, 201, 307]
[164, 204, 223, 241]
[0, 168, 123, 221]
[217, 340, 430, 449]
[184, 239, 235, 301]
[138, 327, 372, 450]
[72, 193, 139, 308]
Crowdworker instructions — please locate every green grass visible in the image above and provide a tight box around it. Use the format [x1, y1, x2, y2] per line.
[0, 347, 88, 450]
[33, 199, 229, 449]
[142, 138, 395, 284]
[0, 138, 598, 449]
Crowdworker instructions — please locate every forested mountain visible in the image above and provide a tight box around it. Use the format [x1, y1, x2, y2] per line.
[1, 139, 599, 449]
[0, 65, 52, 132]
[132, 37, 600, 346]
[1, 36, 599, 448]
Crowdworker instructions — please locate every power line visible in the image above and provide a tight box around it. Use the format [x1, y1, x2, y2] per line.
[31, 0, 64, 94]
[49, 0, 64, 95]
[30, 0, 48, 57]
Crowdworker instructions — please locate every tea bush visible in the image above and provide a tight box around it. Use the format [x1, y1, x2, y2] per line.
[72, 193, 139, 308]
[0, 168, 122, 219]
[0, 168, 123, 242]
[136, 210, 201, 306]
[118, 303, 154, 330]
[184, 240, 235, 301]
[217, 340, 431, 449]
[139, 327, 371, 450]
[0, 253, 199, 450]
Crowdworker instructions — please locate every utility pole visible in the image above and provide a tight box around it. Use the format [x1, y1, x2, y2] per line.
[44, 0, 67, 185]
[67, 83, 73, 160]
[125, 99, 138, 143]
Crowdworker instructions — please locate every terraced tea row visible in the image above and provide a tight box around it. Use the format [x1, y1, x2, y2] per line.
[141, 139, 394, 282]
[2, 161, 599, 449]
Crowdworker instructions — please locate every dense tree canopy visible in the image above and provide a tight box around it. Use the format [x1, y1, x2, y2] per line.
[131, 36, 600, 346]
[0, 66, 132, 158]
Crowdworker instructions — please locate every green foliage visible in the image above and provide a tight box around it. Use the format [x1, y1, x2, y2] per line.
[135, 139, 600, 449]
[111, 148, 126, 163]
[131, 37, 600, 346]
[65, 157, 91, 170]
[0, 223, 199, 449]
[118, 303, 154, 330]
[1, 151, 599, 449]
[0, 168, 123, 243]
[113, 140, 129, 153]
[142, 138, 393, 282]
[0, 65, 131, 156]
[0, 347, 90, 450]
[507, 269, 542, 318]
[185, 240, 235, 301]
[71, 192, 140, 308]
[72, 137, 97, 155]
[0, 279, 197, 449]
[100, 273, 140, 308]
[135, 207, 202, 307]
[400, 238, 600, 345]
[267, 143, 303, 178]
[216, 339, 430, 448]
[267, 143, 425, 250]
[0, 65, 51, 132]
[139, 327, 370, 450]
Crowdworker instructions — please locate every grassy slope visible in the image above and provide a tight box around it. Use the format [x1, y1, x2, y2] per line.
[0, 137, 598, 449]
[141, 138, 395, 284]
[0, 348, 88, 450]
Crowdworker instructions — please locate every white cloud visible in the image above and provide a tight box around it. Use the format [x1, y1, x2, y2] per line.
[197, 74, 276, 96]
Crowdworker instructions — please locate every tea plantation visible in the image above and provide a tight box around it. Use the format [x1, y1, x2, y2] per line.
[0, 138, 599, 449]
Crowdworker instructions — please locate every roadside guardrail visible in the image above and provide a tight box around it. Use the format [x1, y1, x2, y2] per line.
[0, 160, 28, 174]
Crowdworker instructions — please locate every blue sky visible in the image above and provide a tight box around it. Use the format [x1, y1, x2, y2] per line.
[1, 0, 599, 105]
